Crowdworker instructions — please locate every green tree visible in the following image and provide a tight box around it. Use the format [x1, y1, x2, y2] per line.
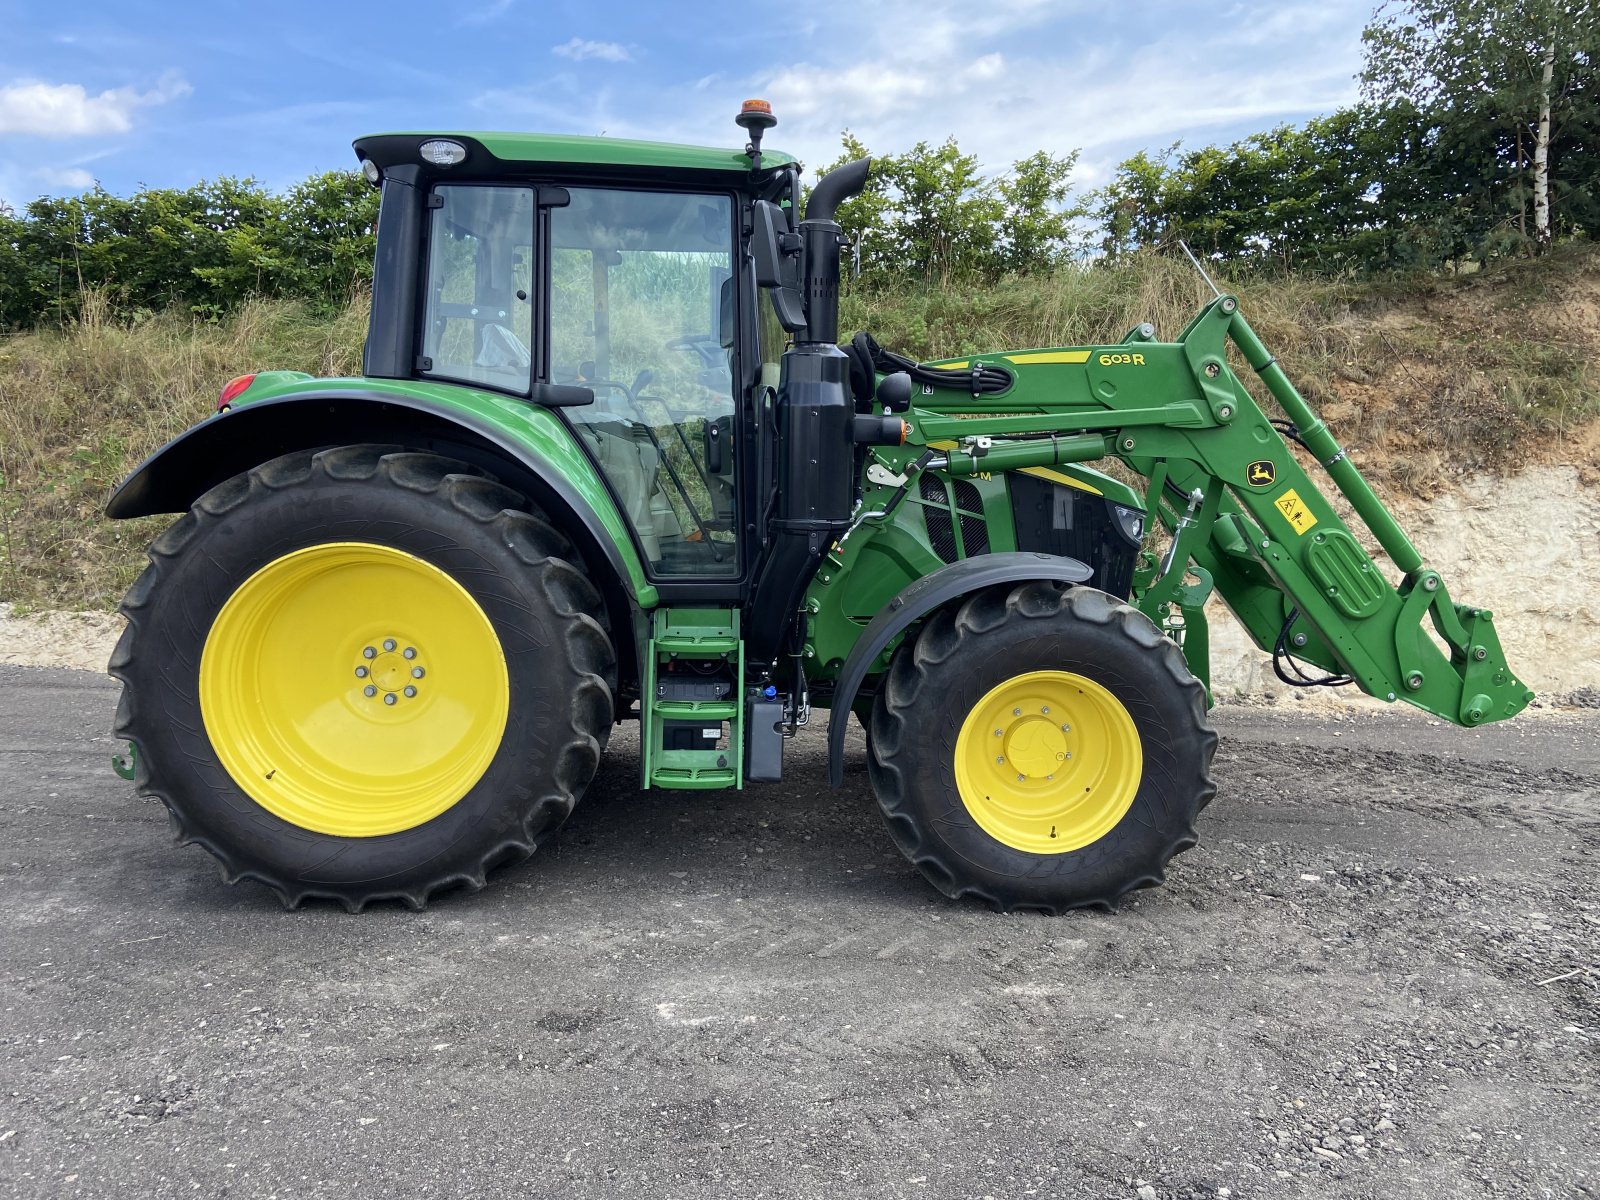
[995, 149, 1089, 271]
[814, 134, 1086, 281]
[1362, 0, 1600, 250]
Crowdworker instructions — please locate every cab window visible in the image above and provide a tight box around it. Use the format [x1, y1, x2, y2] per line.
[420, 186, 535, 392]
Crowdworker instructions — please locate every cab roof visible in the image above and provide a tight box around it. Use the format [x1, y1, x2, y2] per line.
[354, 131, 796, 176]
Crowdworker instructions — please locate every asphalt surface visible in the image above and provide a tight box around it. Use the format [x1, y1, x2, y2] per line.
[1, 663, 1596, 1200]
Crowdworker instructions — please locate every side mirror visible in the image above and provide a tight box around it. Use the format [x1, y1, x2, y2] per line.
[751, 200, 806, 332]
[751, 200, 787, 287]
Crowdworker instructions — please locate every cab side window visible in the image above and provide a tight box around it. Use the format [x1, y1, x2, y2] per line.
[421, 186, 534, 392]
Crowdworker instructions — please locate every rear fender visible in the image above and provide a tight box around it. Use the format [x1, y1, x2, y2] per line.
[824, 552, 1093, 787]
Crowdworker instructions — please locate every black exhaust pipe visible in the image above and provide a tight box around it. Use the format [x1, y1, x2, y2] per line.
[797, 157, 869, 348]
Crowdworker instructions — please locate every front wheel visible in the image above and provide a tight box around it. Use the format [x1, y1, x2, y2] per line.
[867, 583, 1217, 912]
[111, 446, 615, 910]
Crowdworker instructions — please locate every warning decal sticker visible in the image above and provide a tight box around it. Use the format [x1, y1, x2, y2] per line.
[1274, 488, 1318, 535]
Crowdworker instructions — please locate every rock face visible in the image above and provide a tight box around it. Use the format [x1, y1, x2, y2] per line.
[0, 603, 124, 672]
[1208, 465, 1600, 706]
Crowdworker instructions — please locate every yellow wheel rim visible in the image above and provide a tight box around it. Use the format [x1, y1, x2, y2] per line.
[954, 669, 1142, 854]
[199, 542, 510, 837]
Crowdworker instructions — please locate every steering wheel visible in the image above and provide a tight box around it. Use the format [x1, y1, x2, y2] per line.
[664, 333, 726, 371]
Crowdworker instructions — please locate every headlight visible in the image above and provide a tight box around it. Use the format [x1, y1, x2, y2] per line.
[1111, 503, 1145, 543]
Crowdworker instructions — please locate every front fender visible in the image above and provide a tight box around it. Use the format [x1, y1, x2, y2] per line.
[825, 551, 1094, 787]
[107, 382, 658, 690]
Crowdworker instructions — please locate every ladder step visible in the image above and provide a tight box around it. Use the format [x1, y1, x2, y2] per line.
[653, 700, 738, 720]
[653, 635, 738, 656]
[649, 766, 738, 790]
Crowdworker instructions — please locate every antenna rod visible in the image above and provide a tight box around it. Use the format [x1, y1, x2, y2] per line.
[1178, 239, 1223, 299]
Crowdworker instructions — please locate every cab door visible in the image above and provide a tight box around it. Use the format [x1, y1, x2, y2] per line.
[547, 187, 740, 580]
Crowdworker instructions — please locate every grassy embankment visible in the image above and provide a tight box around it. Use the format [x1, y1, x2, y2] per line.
[2, 248, 1596, 611]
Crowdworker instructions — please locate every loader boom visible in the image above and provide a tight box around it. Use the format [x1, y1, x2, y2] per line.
[836, 294, 1533, 728]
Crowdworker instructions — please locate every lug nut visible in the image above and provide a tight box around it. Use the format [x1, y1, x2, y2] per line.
[994, 729, 1003, 737]
[412, 667, 425, 679]
[383, 638, 397, 652]
[403, 685, 417, 698]
[355, 666, 368, 678]
[384, 693, 397, 705]
[403, 647, 417, 660]
[1016, 775, 1025, 783]
[996, 756, 1005, 764]
[1060, 724, 1070, 732]
[362, 646, 376, 659]
[1041, 706, 1050, 715]
[1012, 707, 1022, 716]
[363, 685, 377, 697]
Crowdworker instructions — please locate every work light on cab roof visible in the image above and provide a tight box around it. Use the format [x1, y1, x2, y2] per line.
[102, 99, 1534, 919]
[419, 139, 467, 167]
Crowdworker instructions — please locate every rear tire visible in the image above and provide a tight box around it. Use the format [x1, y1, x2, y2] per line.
[867, 582, 1216, 912]
[110, 446, 615, 910]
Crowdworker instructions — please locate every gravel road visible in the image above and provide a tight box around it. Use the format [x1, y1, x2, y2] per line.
[1, 663, 1595, 1200]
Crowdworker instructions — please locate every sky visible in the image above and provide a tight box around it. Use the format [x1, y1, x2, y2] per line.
[0, 0, 1376, 209]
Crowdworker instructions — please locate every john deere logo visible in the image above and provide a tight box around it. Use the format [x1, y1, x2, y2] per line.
[1247, 460, 1276, 487]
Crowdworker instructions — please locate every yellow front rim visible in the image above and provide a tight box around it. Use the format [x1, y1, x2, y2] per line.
[954, 670, 1142, 854]
[199, 542, 510, 837]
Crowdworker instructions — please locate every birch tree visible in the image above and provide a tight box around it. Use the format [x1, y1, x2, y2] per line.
[1361, 0, 1600, 251]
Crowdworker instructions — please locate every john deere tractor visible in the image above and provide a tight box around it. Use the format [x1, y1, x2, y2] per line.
[106, 103, 1532, 912]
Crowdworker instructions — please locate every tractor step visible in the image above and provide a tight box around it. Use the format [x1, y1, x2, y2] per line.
[651, 700, 739, 720]
[648, 766, 739, 789]
[642, 607, 744, 791]
[653, 633, 740, 656]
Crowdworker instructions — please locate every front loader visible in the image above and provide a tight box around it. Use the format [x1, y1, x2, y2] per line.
[106, 104, 1532, 912]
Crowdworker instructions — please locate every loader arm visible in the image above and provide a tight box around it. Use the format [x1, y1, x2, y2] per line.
[882, 294, 1532, 728]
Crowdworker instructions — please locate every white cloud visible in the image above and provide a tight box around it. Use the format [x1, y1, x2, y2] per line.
[0, 71, 191, 138]
[477, 0, 1370, 205]
[457, 0, 513, 26]
[38, 166, 94, 189]
[727, 0, 1367, 182]
[552, 37, 632, 63]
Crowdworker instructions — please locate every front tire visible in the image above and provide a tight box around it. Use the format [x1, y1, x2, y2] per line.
[867, 583, 1217, 912]
[110, 446, 615, 910]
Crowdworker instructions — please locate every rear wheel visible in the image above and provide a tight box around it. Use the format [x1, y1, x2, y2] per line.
[867, 582, 1216, 912]
[111, 446, 615, 910]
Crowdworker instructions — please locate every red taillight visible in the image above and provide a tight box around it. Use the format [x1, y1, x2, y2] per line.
[217, 373, 257, 411]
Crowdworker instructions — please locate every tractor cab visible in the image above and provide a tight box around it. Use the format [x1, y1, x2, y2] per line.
[353, 131, 796, 587]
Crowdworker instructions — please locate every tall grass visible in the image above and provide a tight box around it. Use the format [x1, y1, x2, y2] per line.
[2, 246, 1595, 611]
[0, 294, 366, 608]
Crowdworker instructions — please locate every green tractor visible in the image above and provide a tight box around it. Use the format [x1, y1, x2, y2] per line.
[106, 103, 1533, 912]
